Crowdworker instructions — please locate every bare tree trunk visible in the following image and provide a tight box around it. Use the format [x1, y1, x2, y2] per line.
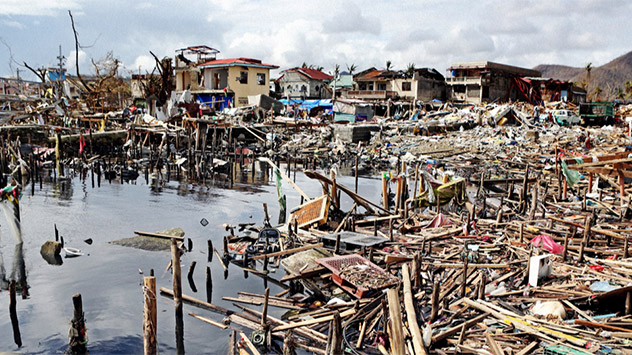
[68, 10, 91, 93]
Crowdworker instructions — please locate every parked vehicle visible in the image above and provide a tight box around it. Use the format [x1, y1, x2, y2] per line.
[579, 102, 615, 125]
[539, 109, 581, 125]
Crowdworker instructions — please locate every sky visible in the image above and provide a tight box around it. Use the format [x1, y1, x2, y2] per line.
[0, 0, 630, 81]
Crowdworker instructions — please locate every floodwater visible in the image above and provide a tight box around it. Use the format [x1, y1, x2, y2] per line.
[0, 164, 381, 354]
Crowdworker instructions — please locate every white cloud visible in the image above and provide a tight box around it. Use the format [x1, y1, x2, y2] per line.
[135, 2, 154, 10]
[2, 19, 24, 29]
[127, 55, 156, 74]
[322, 2, 381, 35]
[66, 50, 88, 75]
[0, 0, 81, 16]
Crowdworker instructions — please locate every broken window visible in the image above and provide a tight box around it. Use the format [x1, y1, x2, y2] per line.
[239, 71, 248, 84]
[377, 83, 386, 91]
[257, 73, 265, 85]
[402, 82, 411, 91]
[453, 85, 466, 93]
[359, 83, 367, 90]
[368, 83, 374, 90]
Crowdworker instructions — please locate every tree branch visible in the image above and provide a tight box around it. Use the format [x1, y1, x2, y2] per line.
[22, 62, 46, 83]
[68, 10, 92, 93]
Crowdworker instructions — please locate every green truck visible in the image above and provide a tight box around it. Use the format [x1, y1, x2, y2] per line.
[579, 102, 615, 125]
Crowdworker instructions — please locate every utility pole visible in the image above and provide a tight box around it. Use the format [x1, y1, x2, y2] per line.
[56, 45, 65, 97]
[16, 68, 21, 94]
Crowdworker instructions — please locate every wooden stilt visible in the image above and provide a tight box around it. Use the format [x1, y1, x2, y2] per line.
[143, 276, 157, 355]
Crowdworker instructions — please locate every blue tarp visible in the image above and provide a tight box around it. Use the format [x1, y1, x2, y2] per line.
[279, 99, 332, 112]
[48, 70, 65, 82]
[196, 94, 233, 110]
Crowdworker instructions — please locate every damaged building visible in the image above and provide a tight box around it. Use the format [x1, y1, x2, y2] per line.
[175, 45, 278, 109]
[446, 61, 541, 104]
[348, 67, 445, 102]
[275, 67, 333, 100]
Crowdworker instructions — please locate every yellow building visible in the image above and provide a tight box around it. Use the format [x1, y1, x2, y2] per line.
[175, 47, 278, 109]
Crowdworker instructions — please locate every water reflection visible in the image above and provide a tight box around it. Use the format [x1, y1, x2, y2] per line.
[12, 242, 28, 298]
[0, 242, 29, 295]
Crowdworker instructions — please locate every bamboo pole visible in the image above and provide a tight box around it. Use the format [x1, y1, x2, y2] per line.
[143, 276, 157, 355]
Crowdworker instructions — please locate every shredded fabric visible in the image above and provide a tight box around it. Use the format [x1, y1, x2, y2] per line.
[560, 158, 583, 188]
[530, 234, 564, 254]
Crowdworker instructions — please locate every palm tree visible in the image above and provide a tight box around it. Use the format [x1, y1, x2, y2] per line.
[406, 63, 416, 78]
[332, 64, 340, 102]
[593, 85, 602, 101]
[346, 63, 357, 76]
[385, 60, 392, 72]
[625, 80, 632, 99]
[585, 62, 592, 82]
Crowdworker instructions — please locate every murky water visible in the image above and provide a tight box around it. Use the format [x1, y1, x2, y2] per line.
[0, 165, 382, 354]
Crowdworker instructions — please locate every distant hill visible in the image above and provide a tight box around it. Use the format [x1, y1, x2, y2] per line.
[534, 50, 632, 100]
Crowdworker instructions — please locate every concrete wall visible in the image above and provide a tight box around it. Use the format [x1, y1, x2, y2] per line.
[277, 72, 330, 99]
[202, 68, 228, 90]
[227, 66, 271, 107]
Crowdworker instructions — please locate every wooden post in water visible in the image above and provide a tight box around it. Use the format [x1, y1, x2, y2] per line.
[382, 173, 388, 210]
[206, 266, 213, 303]
[69, 293, 87, 354]
[9, 280, 22, 347]
[143, 276, 157, 355]
[55, 132, 63, 177]
[354, 155, 359, 194]
[171, 239, 182, 306]
[261, 287, 270, 327]
[171, 238, 184, 354]
[207, 240, 213, 262]
[330, 169, 338, 209]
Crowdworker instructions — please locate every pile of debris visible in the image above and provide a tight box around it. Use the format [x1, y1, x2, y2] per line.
[149, 117, 632, 354]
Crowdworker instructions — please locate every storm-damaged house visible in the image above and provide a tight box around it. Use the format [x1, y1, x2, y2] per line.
[446, 61, 541, 104]
[348, 67, 445, 102]
[390, 68, 446, 102]
[527, 78, 587, 104]
[348, 68, 396, 100]
[174, 45, 278, 109]
[276, 67, 333, 100]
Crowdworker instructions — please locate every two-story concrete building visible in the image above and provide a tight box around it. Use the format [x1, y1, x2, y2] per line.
[348, 67, 445, 102]
[390, 68, 446, 102]
[276, 67, 333, 99]
[349, 68, 396, 100]
[174, 45, 278, 109]
[446, 61, 541, 104]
